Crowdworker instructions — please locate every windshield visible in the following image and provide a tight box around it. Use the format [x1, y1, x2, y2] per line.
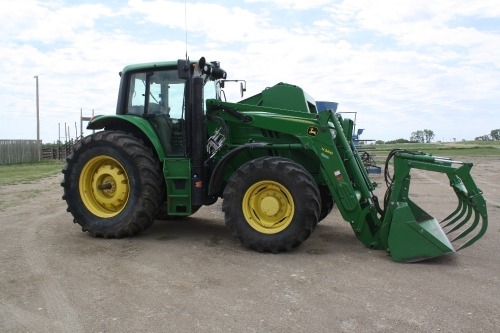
[126, 70, 218, 119]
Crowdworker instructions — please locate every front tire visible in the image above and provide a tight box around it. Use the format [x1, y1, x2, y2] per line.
[318, 185, 335, 222]
[61, 131, 163, 238]
[222, 157, 321, 252]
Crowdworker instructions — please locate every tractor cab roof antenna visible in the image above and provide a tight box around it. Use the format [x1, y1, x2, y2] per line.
[184, 0, 188, 60]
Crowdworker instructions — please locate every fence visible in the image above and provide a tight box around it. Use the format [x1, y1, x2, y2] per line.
[0, 140, 42, 165]
[41, 142, 73, 161]
[0, 140, 75, 165]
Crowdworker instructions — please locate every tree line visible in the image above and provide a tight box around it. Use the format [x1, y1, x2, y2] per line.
[475, 129, 500, 141]
[375, 128, 499, 144]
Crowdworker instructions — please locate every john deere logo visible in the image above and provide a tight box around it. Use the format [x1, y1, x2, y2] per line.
[308, 126, 319, 136]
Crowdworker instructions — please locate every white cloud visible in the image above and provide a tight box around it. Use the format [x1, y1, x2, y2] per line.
[245, 0, 333, 10]
[0, 0, 498, 142]
[329, 0, 500, 48]
[0, 1, 114, 44]
[124, 0, 270, 44]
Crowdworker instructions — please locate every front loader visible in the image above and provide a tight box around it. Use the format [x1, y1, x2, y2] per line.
[62, 57, 487, 262]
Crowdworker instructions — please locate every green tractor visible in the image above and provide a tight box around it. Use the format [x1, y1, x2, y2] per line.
[61, 57, 488, 262]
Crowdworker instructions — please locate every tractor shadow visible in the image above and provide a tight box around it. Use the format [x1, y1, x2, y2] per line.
[142, 210, 367, 258]
[140, 213, 243, 252]
[150, 218, 227, 242]
[138, 210, 458, 265]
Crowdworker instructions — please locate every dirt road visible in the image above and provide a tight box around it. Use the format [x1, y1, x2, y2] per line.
[1, 157, 499, 332]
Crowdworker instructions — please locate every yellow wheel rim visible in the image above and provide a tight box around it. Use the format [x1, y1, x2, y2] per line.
[79, 156, 129, 218]
[242, 180, 294, 234]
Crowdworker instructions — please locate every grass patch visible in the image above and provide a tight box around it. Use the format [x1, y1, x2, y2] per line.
[0, 161, 64, 186]
[360, 141, 500, 160]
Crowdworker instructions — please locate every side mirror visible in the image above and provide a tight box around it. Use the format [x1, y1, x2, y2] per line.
[240, 81, 247, 98]
[177, 59, 190, 79]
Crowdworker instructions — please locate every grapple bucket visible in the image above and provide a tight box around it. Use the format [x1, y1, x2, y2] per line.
[382, 152, 488, 262]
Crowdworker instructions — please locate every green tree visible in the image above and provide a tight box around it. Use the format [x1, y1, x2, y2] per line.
[410, 130, 425, 143]
[475, 135, 491, 141]
[423, 129, 435, 143]
[410, 129, 435, 143]
[491, 129, 500, 140]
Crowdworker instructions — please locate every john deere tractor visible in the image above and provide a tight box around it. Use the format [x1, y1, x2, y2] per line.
[61, 57, 488, 262]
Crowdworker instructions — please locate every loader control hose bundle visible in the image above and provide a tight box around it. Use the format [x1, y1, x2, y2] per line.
[382, 149, 424, 214]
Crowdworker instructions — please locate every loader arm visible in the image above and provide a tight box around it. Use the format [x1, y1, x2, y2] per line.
[313, 111, 384, 249]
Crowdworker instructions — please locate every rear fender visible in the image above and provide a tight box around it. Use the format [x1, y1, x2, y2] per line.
[88, 115, 166, 160]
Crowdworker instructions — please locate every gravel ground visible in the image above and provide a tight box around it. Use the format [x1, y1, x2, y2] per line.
[0, 157, 499, 333]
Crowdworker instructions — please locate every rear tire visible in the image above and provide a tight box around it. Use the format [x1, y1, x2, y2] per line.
[222, 157, 321, 252]
[61, 131, 163, 238]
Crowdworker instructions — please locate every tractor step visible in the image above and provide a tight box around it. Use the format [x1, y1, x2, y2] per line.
[163, 158, 193, 215]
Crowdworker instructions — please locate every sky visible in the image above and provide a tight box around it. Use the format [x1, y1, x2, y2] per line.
[1, 0, 499, 143]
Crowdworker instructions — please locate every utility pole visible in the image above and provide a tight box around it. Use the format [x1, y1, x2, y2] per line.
[34, 75, 41, 161]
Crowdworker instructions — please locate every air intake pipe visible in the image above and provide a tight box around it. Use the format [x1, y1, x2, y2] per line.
[190, 77, 205, 206]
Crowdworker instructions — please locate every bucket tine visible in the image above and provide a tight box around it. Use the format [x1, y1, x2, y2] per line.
[453, 195, 488, 251]
[456, 227, 487, 251]
[446, 200, 473, 234]
[440, 198, 464, 224]
[446, 169, 488, 251]
[441, 174, 468, 226]
[441, 198, 467, 228]
[456, 211, 487, 251]
[451, 208, 480, 242]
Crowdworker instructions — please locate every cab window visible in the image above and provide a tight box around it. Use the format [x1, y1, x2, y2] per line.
[126, 70, 186, 119]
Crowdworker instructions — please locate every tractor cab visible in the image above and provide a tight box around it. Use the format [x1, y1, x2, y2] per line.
[114, 59, 226, 156]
